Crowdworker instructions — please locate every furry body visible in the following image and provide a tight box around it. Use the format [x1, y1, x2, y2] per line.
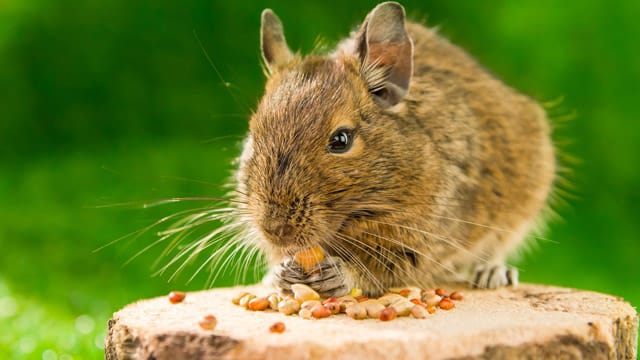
[235, 3, 555, 296]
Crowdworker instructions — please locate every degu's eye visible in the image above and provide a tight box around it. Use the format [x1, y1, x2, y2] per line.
[327, 128, 354, 154]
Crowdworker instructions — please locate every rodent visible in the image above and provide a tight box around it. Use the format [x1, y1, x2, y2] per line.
[234, 2, 555, 297]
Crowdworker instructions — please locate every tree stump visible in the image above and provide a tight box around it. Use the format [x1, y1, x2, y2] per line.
[105, 284, 638, 359]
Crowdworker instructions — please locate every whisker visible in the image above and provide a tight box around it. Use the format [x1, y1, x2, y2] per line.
[361, 230, 458, 277]
[365, 218, 491, 265]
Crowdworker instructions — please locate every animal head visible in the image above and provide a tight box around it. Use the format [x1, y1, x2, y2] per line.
[238, 2, 424, 257]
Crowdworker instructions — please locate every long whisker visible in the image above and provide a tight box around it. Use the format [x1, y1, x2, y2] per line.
[360, 230, 458, 277]
[365, 218, 491, 264]
[96, 205, 217, 253]
[331, 236, 385, 293]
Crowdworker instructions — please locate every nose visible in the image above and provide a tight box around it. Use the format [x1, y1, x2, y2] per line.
[264, 222, 296, 243]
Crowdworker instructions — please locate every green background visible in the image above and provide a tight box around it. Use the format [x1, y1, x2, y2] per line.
[1, 0, 638, 358]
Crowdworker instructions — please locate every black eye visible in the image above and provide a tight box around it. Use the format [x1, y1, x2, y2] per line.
[328, 128, 354, 154]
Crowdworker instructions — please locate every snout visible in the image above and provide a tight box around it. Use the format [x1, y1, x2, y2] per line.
[262, 219, 296, 245]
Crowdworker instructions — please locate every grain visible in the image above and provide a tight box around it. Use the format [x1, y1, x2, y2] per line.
[450, 291, 464, 301]
[198, 314, 217, 330]
[345, 303, 368, 320]
[248, 297, 270, 311]
[424, 294, 442, 307]
[298, 308, 313, 320]
[379, 306, 397, 321]
[411, 305, 428, 319]
[438, 298, 455, 310]
[294, 246, 325, 273]
[291, 284, 320, 302]
[269, 321, 286, 333]
[311, 303, 331, 319]
[278, 299, 300, 315]
[168, 291, 186, 304]
[362, 300, 385, 318]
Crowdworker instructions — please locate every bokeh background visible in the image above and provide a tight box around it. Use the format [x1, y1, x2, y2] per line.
[1, 0, 638, 358]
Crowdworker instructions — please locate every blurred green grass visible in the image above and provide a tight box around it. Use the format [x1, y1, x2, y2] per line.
[1, 0, 638, 358]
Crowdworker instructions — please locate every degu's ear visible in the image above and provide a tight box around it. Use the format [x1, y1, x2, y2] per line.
[261, 9, 293, 74]
[356, 2, 413, 108]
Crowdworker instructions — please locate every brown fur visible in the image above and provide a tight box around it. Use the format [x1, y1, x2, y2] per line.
[235, 3, 555, 296]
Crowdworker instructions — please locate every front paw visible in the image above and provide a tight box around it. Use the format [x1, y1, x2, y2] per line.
[273, 256, 350, 298]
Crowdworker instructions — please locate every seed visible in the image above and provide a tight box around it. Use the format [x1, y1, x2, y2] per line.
[278, 299, 300, 315]
[311, 303, 331, 319]
[168, 291, 186, 304]
[378, 294, 405, 306]
[424, 294, 442, 307]
[198, 314, 217, 330]
[356, 296, 370, 303]
[422, 289, 436, 297]
[405, 289, 422, 300]
[337, 296, 357, 312]
[294, 245, 325, 273]
[291, 284, 320, 302]
[410, 298, 428, 307]
[390, 286, 421, 298]
[426, 306, 437, 314]
[345, 303, 368, 320]
[411, 305, 428, 319]
[231, 291, 249, 305]
[379, 306, 397, 321]
[248, 297, 270, 311]
[301, 300, 321, 311]
[390, 300, 414, 316]
[299, 308, 313, 320]
[350, 288, 363, 298]
[322, 297, 338, 305]
[238, 294, 256, 308]
[325, 302, 340, 315]
[438, 298, 455, 310]
[362, 300, 385, 318]
[435, 288, 448, 297]
[450, 291, 464, 301]
[269, 321, 286, 333]
[267, 293, 281, 310]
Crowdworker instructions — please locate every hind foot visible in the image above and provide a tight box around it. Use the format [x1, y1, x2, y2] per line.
[472, 265, 518, 289]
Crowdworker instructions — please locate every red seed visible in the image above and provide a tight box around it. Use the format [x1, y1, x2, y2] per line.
[311, 303, 331, 318]
[438, 298, 455, 310]
[325, 302, 340, 315]
[379, 306, 398, 321]
[248, 297, 270, 311]
[356, 296, 370, 303]
[269, 321, 286, 333]
[294, 246, 325, 273]
[168, 291, 186, 304]
[398, 288, 411, 297]
[450, 291, 464, 301]
[410, 298, 427, 307]
[198, 314, 217, 330]
[435, 288, 448, 297]
[322, 297, 338, 305]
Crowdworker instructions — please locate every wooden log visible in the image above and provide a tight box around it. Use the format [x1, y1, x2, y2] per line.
[105, 284, 638, 359]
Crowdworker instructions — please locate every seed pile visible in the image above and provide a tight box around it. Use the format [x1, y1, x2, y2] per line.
[232, 284, 463, 321]
[232, 246, 464, 321]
